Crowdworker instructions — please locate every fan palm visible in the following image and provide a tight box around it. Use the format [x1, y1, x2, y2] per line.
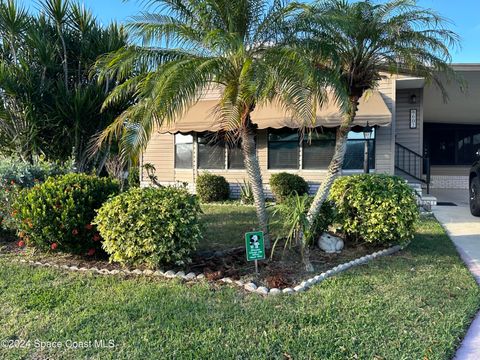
[294, 0, 459, 270]
[94, 0, 328, 247]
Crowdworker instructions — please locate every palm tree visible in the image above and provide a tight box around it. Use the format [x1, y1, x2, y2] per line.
[94, 0, 326, 247]
[294, 0, 459, 271]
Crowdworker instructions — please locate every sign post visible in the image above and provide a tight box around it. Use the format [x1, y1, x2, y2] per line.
[245, 231, 265, 275]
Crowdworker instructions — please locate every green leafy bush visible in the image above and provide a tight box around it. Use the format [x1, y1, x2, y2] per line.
[239, 179, 254, 205]
[127, 166, 140, 189]
[329, 174, 419, 246]
[196, 173, 229, 202]
[94, 187, 202, 268]
[12, 173, 119, 254]
[269, 172, 309, 202]
[0, 157, 73, 232]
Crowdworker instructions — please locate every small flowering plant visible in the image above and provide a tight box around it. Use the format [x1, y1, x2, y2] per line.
[12, 174, 119, 255]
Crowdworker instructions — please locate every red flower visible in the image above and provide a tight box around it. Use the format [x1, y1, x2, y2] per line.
[87, 248, 96, 256]
[72, 229, 79, 236]
[92, 233, 101, 242]
[85, 224, 93, 230]
[18, 240, 25, 248]
[51, 243, 58, 250]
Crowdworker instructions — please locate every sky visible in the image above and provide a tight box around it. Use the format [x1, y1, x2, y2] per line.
[20, 0, 480, 63]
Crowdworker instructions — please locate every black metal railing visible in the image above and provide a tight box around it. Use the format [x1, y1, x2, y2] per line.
[395, 142, 431, 194]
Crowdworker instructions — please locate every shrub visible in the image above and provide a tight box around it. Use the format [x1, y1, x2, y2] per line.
[239, 179, 254, 205]
[0, 157, 73, 232]
[196, 173, 229, 202]
[329, 174, 419, 246]
[127, 166, 140, 189]
[94, 187, 202, 268]
[12, 173, 120, 254]
[269, 172, 309, 202]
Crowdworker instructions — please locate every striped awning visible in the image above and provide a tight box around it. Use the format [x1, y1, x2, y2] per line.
[158, 91, 391, 133]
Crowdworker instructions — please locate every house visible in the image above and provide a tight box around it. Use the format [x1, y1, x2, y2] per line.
[140, 64, 480, 201]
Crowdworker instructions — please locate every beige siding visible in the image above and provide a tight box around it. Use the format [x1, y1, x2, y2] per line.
[141, 132, 175, 182]
[395, 89, 422, 154]
[375, 75, 395, 174]
[431, 166, 470, 176]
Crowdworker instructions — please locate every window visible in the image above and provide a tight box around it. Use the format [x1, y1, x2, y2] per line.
[343, 130, 375, 170]
[302, 128, 375, 170]
[424, 123, 480, 165]
[268, 129, 299, 169]
[198, 133, 225, 169]
[228, 144, 245, 169]
[174, 134, 193, 169]
[303, 130, 336, 169]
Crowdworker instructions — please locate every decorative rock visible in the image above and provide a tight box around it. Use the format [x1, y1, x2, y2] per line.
[78, 267, 88, 272]
[132, 269, 143, 275]
[43, 263, 51, 267]
[269, 288, 281, 295]
[69, 266, 79, 271]
[196, 274, 205, 280]
[221, 277, 233, 283]
[184, 272, 196, 280]
[294, 285, 306, 292]
[282, 288, 294, 294]
[98, 269, 110, 275]
[175, 271, 185, 278]
[110, 270, 120, 275]
[61, 265, 70, 269]
[234, 280, 244, 287]
[244, 283, 257, 292]
[143, 270, 154, 275]
[318, 233, 344, 253]
[153, 270, 164, 276]
[256, 286, 269, 295]
[34, 261, 42, 265]
[89, 267, 99, 272]
[325, 270, 334, 277]
[19, 259, 26, 263]
[164, 270, 176, 278]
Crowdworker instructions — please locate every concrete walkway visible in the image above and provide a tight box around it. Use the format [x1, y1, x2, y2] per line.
[431, 189, 480, 360]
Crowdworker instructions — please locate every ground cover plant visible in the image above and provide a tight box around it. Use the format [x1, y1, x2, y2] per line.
[0, 216, 478, 359]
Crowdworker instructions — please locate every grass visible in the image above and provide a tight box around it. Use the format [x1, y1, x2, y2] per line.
[0, 216, 479, 359]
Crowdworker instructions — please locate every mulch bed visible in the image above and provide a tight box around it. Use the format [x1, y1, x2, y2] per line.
[0, 233, 385, 288]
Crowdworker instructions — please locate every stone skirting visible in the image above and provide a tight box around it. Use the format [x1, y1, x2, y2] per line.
[430, 176, 469, 190]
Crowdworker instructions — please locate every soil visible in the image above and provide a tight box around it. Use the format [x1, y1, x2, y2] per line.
[0, 233, 385, 289]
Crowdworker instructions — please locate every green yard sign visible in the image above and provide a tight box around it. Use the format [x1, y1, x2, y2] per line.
[245, 231, 265, 261]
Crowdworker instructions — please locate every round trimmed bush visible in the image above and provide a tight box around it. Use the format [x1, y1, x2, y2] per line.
[329, 174, 419, 246]
[12, 173, 120, 254]
[94, 186, 203, 268]
[269, 172, 309, 202]
[196, 173, 229, 202]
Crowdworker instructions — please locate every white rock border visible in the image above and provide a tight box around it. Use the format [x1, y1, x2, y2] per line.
[14, 244, 403, 296]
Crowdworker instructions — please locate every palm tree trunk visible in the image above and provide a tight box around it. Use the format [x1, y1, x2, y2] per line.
[240, 122, 270, 248]
[300, 96, 360, 271]
[57, 24, 68, 90]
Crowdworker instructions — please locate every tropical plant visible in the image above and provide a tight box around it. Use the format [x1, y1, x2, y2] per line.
[0, 0, 128, 170]
[329, 174, 419, 245]
[93, 0, 328, 247]
[269, 172, 309, 202]
[196, 173, 230, 202]
[292, 0, 458, 270]
[12, 173, 120, 254]
[239, 179, 254, 205]
[94, 187, 203, 268]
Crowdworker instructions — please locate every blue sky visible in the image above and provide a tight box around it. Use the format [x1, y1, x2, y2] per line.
[21, 0, 480, 63]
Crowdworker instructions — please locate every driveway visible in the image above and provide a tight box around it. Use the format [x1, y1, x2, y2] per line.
[431, 189, 480, 360]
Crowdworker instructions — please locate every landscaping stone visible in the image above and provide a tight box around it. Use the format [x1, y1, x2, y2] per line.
[98, 269, 110, 275]
[78, 267, 88, 271]
[269, 288, 281, 295]
[256, 286, 269, 295]
[69, 266, 79, 271]
[110, 270, 120, 275]
[294, 285, 306, 292]
[318, 233, 344, 253]
[234, 280, 244, 287]
[282, 288, 294, 294]
[196, 274, 205, 280]
[132, 269, 143, 275]
[164, 270, 176, 278]
[153, 270, 164, 276]
[175, 271, 185, 278]
[143, 270, 154, 275]
[221, 277, 233, 283]
[244, 283, 257, 292]
[184, 272, 196, 280]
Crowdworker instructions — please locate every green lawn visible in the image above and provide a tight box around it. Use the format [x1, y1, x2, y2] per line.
[0, 216, 479, 359]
